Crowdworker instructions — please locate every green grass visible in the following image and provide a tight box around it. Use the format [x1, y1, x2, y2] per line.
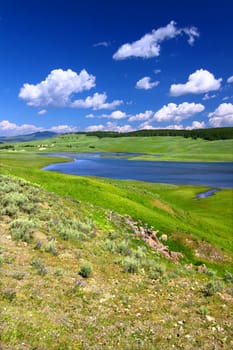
[0, 152, 232, 274]
[0, 174, 233, 350]
[6, 134, 233, 161]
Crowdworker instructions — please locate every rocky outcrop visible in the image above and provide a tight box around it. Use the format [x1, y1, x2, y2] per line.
[125, 217, 183, 262]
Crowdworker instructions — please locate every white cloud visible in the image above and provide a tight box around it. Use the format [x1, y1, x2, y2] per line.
[85, 110, 127, 119]
[153, 102, 205, 122]
[139, 122, 155, 130]
[86, 121, 134, 133]
[93, 41, 111, 47]
[170, 69, 222, 96]
[208, 103, 233, 127]
[0, 120, 42, 135]
[113, 21, 199, 60]
[0, 120, 42, 136]
[38, 109, 47, 115]
[185, 121, 206, 129]
[135, 77, 159, 90]
[19, 68, 96, 107]
[227, 75, 233, 83]
[107, 110, 127, 119]
[86, 124, 105, 132]
[71, 92, 122, 110]
[202, 93, 216, 101]
[49, 125, 78, 133]
[154, 69, 161, 74]
[128, 110, 153, 122]
[0, 119, 78, 137]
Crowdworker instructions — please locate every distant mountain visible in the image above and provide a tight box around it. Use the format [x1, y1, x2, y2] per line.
[0, 131, 57, 143]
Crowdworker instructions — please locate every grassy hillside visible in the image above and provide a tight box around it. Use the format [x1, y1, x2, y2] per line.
[0, 152, 232, 274]
[2, 134, 233, 161]
[0, 174, 233, 350]
[0, 146, 232, 349]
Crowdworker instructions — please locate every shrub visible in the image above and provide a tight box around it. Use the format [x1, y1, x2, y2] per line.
[149, 263, 166, 280]
[224, 271, 233, 283]
[79, 262, 92, 278]
[134, 246, 146, 260]
[203, 280, 223, 296]
[1, 204, 18, 217]
[122, 257, 139, 273]
[10, 218, 36, 242]
[13, 271, 26, 280]
[103, 239, 116, 252]
[116, 241, 132, 256]
[2, 288, 16, 301]
[108, 232, 119, 240]
[45, 240, 58, 256]
[31, 257, 47, 276]
[198, 305, 209, 317]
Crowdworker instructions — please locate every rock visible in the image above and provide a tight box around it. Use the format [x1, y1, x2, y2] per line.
[197, 264, 207, 273]
[161, 234, 168, 241]
[206, 315, 215, 322]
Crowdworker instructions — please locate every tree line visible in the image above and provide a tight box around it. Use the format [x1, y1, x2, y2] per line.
[74, 127, 233, 140]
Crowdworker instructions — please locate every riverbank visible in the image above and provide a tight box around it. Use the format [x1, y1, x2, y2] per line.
[42, 152, 233, 188]
[5, 134, 233, 162]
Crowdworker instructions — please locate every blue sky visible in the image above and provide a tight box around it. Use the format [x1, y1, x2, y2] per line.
[0, 0, 233, 136]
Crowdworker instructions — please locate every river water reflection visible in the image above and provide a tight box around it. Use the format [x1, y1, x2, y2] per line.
[43, 152, 233, 188]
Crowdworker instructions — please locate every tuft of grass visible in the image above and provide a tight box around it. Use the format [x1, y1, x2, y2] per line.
[78, 262, 92, 278]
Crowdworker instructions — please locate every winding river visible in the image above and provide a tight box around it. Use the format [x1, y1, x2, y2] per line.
[42, 152, 233, 189]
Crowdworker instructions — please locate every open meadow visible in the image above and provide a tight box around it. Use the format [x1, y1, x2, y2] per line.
[0, 135, 233, 349]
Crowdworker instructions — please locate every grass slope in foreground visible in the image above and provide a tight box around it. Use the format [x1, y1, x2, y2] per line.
[6, 134, 233, 162]
[0, 174, 233, 350]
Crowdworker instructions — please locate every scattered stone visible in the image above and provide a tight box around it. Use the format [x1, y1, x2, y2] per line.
[197, 264, 207, 274]
[206, 315, 215, 322]
[161, 234, 168, 241]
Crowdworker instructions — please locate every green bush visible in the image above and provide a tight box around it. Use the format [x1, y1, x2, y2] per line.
[2, 288, 16, 301]
[203, 280, 223, 296]
[116, 241, 132, 256]
[45, 240, 58, 256]
[31, 257, 47, 276]
[224, 271, 233, 283]
[149, 263, 166, 280]
[79, 262, 92, 278]
[10, 218, 36, 242]
[122, 257, 139, 273]
[103, 239, 116, 252]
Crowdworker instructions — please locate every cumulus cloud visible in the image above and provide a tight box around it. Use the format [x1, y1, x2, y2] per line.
[208, 103, 233, 127]
[128, 110, 153, 122]
[19, 69, 96, 107]
[38, 109, 47, 115]
[49, 125, 78, 133]
[86, 121, 134, 133]
[113, 21, 199, 60]
[135, 77, 159, 90]
[153, 102, 205, 122]
[71, 92, 122, 110]
[170, 69, 222, 96]
[0, 119, 78, 137]
[185, 121, 206, 129]
[85, 110, 127, 119]
[0, 120, 42, 136]
[227, 75, 233, 83]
